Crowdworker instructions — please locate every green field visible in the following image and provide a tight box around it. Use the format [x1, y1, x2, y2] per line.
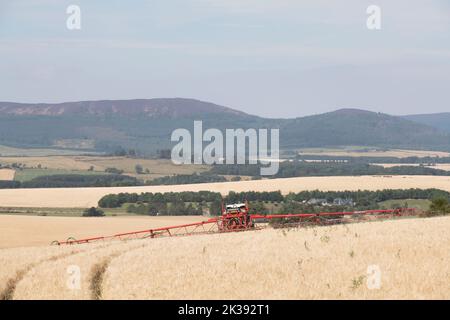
[13, 168, 110, 182]
[0, 144, 96, 157]
[378, 199, 431, 211]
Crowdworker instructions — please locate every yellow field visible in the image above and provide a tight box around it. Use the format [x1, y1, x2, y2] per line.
[377, 163, 450, 171]
[0, 175, 449, 208]
[0, 169, 15, 181]
[1, 216, 449, 299]
[0, 156, 94, 170]
[0, 156, 208, 181]
[0, 215, 206, 249]
[298, 147, 450, 158]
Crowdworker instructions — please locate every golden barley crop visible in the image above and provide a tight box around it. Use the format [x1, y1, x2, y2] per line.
[101, 216, 450, 300]
[1, 216, 449, 300]
[0, 215, 207, 249]
[12, 241, 146, 300]
[0, 243, 104, 300]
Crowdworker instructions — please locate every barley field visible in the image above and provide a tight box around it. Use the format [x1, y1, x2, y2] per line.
[0, 215, 206, 249]
[1, 216, 449, 300]
[0, 168, 15, 181]
[0, 175, 449, 208]
[298, 147, 450, 158]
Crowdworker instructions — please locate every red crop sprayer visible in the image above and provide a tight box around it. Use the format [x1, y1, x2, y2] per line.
[52, 203, 417, 245]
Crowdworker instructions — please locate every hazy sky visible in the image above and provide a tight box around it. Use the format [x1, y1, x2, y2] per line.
[0, 0, 449, 118]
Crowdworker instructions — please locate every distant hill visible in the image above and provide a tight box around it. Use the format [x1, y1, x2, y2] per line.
[0, 98, 248, 117]
[0, 98, 259, 153]
[403, 113, 450, 134]
[0, 99, 449, 154]
[279, 109, 450, 151]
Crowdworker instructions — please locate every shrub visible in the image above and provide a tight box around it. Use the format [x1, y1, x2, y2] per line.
[135, 164, 144, 174]
[82, 207, 105, 217]
[430, 197, 450, 215]
[105, 167, 124, 174]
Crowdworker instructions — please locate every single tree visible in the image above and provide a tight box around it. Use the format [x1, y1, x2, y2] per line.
[82, 207, 105, 217]
[135, 164, 144, 174]
[430, 197, 450, 215]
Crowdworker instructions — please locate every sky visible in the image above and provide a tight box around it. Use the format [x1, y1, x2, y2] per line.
[0, 0, 449, 118]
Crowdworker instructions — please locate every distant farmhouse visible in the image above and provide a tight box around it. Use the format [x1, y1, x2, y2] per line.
[306, 198, 354, 207]
[306, 198, 328, 206]
[333, 198, 355, 206]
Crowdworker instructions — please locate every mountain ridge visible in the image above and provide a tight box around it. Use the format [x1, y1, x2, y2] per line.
[0, 98, 249, 118]
[0, 99, 449, 154]
[1, 99, 445, 122]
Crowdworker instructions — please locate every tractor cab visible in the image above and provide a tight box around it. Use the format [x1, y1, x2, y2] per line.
[219, 202, 253, 231]
[224, 203, 248, 216]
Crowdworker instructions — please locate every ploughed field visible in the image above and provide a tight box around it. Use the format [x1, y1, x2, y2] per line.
[1, 216, 449, 300]
[0, 175, 450, 208]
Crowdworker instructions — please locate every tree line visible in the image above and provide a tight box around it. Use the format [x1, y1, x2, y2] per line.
[146, 172, 226, 185]
[210, 162, 450, 178]
[127, 202, 205, 216]
[0, 174, 140, 189]
[97, 189, 450, 216]
[99, 191, 223, 208]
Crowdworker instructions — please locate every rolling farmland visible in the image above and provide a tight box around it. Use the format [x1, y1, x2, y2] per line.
[0, 156, 209, 181]
[0, 175, 449, 208]
[3, 0, 450, 303]
[1, 216, 449, 300]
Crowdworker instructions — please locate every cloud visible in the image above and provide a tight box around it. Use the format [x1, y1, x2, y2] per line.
[1, 0, 449, 116]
